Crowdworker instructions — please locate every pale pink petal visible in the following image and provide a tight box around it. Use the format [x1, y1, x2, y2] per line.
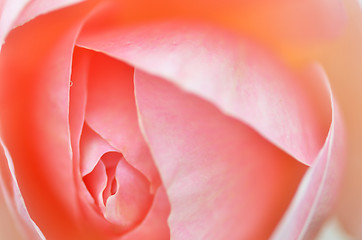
[0, 2, 103, 238]
[271, 65, 346, 240]
[79, 124, 117, 176]
[13, 0, 86, 27]
[77, 22, 331, 166]
[122, 187, 170, 240]
[134, 70, 307, 239]
[0, 0, 30, 49]
[85, 50, 161, 189]
[105, 158, 153, 232]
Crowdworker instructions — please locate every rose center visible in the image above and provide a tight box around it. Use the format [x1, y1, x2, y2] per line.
[82, 151, 153, 232]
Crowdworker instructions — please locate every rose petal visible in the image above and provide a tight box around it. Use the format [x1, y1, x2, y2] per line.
[77, 0, 345, 46]
[134, 70, 307, 239]
[122, 186, 170, 240]
[0, 2, 102, 238]
[271, 65, 346, 240]
[82, 160, 108, 210]
[13, 0, 86, 27]
[84, 50, 161, 189]
[0, 0, 86, 50]
[104, 158, 153, 232]
[0, 0, 30, 49]
[79, 124, 117, 176]
[68, 46, 120, 238]
[77, 21, 331, 166]
[0, 140, 45, 240]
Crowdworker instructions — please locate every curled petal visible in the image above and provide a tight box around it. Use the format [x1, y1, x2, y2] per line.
[77, 21, 331, 166]
[85, 50, 161, 189]
[134, 70, 307, 239]
[80, 124, 117, 176]
[122, 186, 170, 240]
[0, 2, 103, 238]
[0, 140, 45, 240]
[271, 65, 346, 240]
[105, 158, 153, 232]
[0, 0, 86, 50]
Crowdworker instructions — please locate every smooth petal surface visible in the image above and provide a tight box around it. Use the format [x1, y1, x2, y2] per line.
[122, 187, 170, 240]
[68, 47, 119, 239]
[77, 21, 331, 166]
[0, 2, 101, 238]
[0, 140, 44, 240]
[0, 0, 30, 49]
[82, 160, 108, 210]
[77, 0, 345, 46]
[134, 70, 307, 239]
[271, 66, 346, 240]
[0, 0, 86, 50]
[85, 50, 161, 189]
[79, 124, 117, 176]
[105, 158, 152, 232]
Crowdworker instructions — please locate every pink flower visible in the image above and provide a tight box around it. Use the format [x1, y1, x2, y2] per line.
[0, 0, 347, 239]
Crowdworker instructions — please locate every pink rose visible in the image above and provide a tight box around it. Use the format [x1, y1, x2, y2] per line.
[0, 0, 348, 239]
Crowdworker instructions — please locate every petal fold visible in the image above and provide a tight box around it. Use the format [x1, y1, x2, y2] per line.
[134, 70, 307, 239]
[78, 21, 331, 166]
[271, 65, 346, 240]
[0, 1, 103, 238]
[85, 50, 161, 189]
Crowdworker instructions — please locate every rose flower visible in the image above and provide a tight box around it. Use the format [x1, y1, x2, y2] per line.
[0, 0, 348, 239]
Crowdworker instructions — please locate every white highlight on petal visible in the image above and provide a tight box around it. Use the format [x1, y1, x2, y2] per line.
[316, 218, 353, 240]
[0, 138, 45, 240]
[0, 0, 30, 49]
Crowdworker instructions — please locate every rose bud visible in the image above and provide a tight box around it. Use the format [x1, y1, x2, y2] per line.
[0, 0, 348, 239]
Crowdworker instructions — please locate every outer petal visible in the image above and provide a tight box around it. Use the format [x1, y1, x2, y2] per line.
[271, 66, 346, 240]
[134, 70, 307, 239]
[0, 0, 30, 49]
[77, 21, 331, 166]
[77, 0, 345, 45]
[0, 0, 85, 50]
[0, 140, 44, 240]
[0, 2, 104, 239]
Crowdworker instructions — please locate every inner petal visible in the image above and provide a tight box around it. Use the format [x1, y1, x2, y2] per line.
[82, 150, 153, 233]
[84, 49, 161, 190]
[134, 70, 308, 239]
[105, 158, 153, 231]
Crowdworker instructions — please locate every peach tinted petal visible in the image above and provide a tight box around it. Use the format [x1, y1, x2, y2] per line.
[69, 47, 90, 166]
[68, 47, 118, 238]
[79, 124, 117, 176]
[0, 140, 44, 240]
[122, 187, 170, 240]
[0, 0, 29, 49]
[0, 0, 88, 50]
[13, 0, 86, 27]
[105, 158, 152, 232]
[271, 66, 346, 240]
[134, 70, 307, 239]
[0, 2, 100, 238]
[82, 160, 108, 209]
[77, 22, 331, 166]
[85, 50, 161, 189]
[77, 0, 345, 45]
